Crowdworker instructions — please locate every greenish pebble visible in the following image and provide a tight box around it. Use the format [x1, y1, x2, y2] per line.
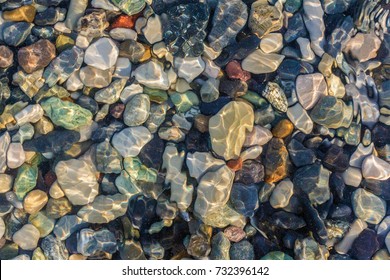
[144, 87, 168, 104]
[34, 84, 70, 103]
[32, 247, 47, 260]
[261, 251, 293, 260]
[123, 157, 158, 183]
[13, 163, 38, 200]
[170, 91, 199, 113]
[115, 170, 142, 198]
[28, 211, 55, 237]
[337, 122, 361, 146]
[41, 97, 92, 130]
[241, 90, 268, 108]
[96, 140, 123, 174]
[110, 0, 146, 16]
[0, 243, 19, 260]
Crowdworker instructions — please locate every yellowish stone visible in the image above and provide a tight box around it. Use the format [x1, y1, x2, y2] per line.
[272, 119, 294, 138]
[318, 53, 334, 78]
[55, 35, 75, 53]
[209, 101, 254, 160]
[23, 190, 48, 214]
[3, 5, 36, 23]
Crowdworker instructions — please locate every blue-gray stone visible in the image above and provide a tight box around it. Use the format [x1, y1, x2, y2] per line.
[53, 215, 89, 241]
[284, 13, 307, 43]
[3, 22, 33, 46]
[272, 211, 306, 230]
[230, 240, 254, 260]
[77, 228, 118, 256]
[230, 183, 259, 217]
[287, 139, 316, 167]
[41, 235, 69, 260]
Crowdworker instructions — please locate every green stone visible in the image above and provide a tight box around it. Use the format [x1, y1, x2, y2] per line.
[41, 97, 92, 130]
[32, 247, 47, 260]
[144, 87, 168, 104]
[123, 157, 158, 183]
[0, 243, 19, 260]
[96, 140, 123, 174]
[115, 170, 142, 198]
[241, 90, 268, 108]
[28, 211, 55, 237]
[110, 0, 146, 16]
[261, 251, 293, 260]
[170, 91, 199, 113]
[34, 84, 70, 103]
[13, 163, 38, 200]
[337, 122, 361, 146]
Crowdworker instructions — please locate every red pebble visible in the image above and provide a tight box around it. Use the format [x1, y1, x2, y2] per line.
[110, 14, 140, 29]
[227, 157, 243, 171]
[225, 60, 251, 82]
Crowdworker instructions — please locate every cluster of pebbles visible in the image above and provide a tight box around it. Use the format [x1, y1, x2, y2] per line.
[0, 0, 390, 260]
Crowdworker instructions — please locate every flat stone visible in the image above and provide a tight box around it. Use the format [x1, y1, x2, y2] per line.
[41, 235, 69, 260]
[3, 22, 33, 46]
[260, 33, 283, 53]
[362, 155, 390, 180]
[95, 140, 123, 174]
[209, 101, 254, 160]
[28, 211, 55, 237]
[132, 61, 169, 90]
[94, 79, 127, 105]
[23, 130, 80, 154]
[270, 179, 294, 209]
[77, 228, 117, 256]
[55, 159, 99, 205]
[352, 189, 386, 225]
[18, 39, 56, 74]
[302, 0, 325, 56]
[79, 66, 112, 88]
[112, 127, 152, 158]
[230, 183, 259, 217]
[84, 37, 119, 70]
[0, 174, 13, 193]
[296, 73, 327, 110]
[242, 49, 285, 74]
[186, 152, 225, 181]
[174, 57, 205, 83]
[77, 194, 129, 223]
[264, 138, 289, 183]
[54, 215, 88, 240]
[123, 94, 150, 126]
[13, 163, 38, 200]
[13, 224, 40, 250]
[143, 15, 163, 44]
[344, 32, 381, 62]
[210, 232, 230, 260]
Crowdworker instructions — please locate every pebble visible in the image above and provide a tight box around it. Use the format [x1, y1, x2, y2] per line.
[242, 50, 285, 74]
[224, 226, 246, 243]
[84, 38, 119, 70]
[64, 0, 88, 30]
[230, 183, 259, 217]
[23, 190, 48, 214]
[209, 101, 254, 160]
[41, 235, 69, 260]
[94, 79, 127, 105]
[0, 217, 4, 239]
[79, 66, 112, 88]
[7, 142, 25, 169]
[18, 39, 56, 74]
[14, 163, 38, 200]
[272, 119, 294, 138]
[46, 197, 72, 219]
[3, 22, 33, 46]
[13, 224, 40, 250]
[230, 240, 254, 260]
[186, 152, 225, 182]
[296, 73, 327, 110]
[0, 45, 14, 68]
[264, 138, 289, 183]
[287, 139, 316, 167]
[77, 228, 117, 256]
[210, 232, 230, 260]
[248, 0, 283, 38]
[361, 155, 390, 180]
[302, 0, 325, 56]
[112, 127, 152, 158]
[54, 215, 88, 240]
[55, 159, 99, 205]
[352, 189, 386, 225]
[132, 61, 169, 90]
[350, 229, 379, 260]
[344, 32, 381, 62]
[342, 167, 362, 187]
[143, 15, 163, 44]
[294, 237, 329, 260]
[0, 132, 10, 173]
[29, 212, 55, 237]
[110, 0, 145, 16]
[260, 33, 283, 54]
[0, 174, 13, 193]
[174, 57, 205, 83]
[270, 179, 294, 209]
[234, 160, 264, 184]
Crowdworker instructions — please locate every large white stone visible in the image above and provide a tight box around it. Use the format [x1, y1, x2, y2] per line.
[270, 179, 294, 209]
[112, 127, 152, 158]
[296, 73, 327, 110]
[243, 125, 272, 147]
[143, 15, 163, 44]
[84, 37, 119, 70]
[14, 104, 44, 126]
[287, 103, 313, 134]
[349, 143, 374, 168]
[186, 152, 225, 181]
[362, 154, 390, 180]
[7, 142, 25, 169]
[174, 57, 205, 83]
[55, 159, 99, 205]
[335, 219, 367, 254]
[132, 61, 169, 90]
[13, 224, 40, 250]
[242, 49, 284, 74]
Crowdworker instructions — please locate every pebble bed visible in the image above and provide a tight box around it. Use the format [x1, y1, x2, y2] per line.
[0, 0, 390, 261]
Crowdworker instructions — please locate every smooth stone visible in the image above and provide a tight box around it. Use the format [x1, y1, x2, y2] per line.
[373, 249, 390, 260]
[248, 0, 283, 38]
[240, 146, 263, 161]
[132, 61, 169, 90]
[264, 138, 289, 183]
[111, 28, 137, 41]
[362, 178, 390, 200]
[14, 104, 44, 126]
[327, 74, 345, 98]
[362, 155, 390, 180]
[342, 167, 362, 187]
[77, 228, 117, 256]
[272, 211, 306, 230]
[55, 159, 99, 206]
[41, 97, 92, 130]
[219, 78, 247, 98]
[120, 83, 143, 104]
[284, 13, 307, 43]
[297, 37, 316, 62]
[210, 232, 230, 260]
[46, 197, 72, 219]
[352, 189, 386, 224]
[18, 39, 56, 73]
[3, 22, 33, 46]
[13, 163, 38, 200]
[261, 251, 293, 260]
[224, 226, 246, 243]
[95, 140, 122, 174]
[170, 91, 199, 113]
[242, 50, 285, 74]
[112, 127, 152, 158]
[79, 66, 112, 88]
[145, 103, 168, 133]
[344, 32, 381, 62]
[119, 39, 145, 63]
[7, 142, 25, 169]
[0, 132, 11, 173]
[84, 37, 118, 70]
[186, 152, 225, 182]
[200, 78, 220, 103]
[23, 190, 48, 214]
[23, 130, 80, 154]
[225, 60, 251, 81]
[143, 15, 162, 44]
[293, 163, 330, 205]
[234, 160, 264, 184]
[13, 123, 35, 144]
[94, 79, 127, 105]
[302, 0, 325, 56]
[208, 0, 248, 52]
[322, 145, 350, 172]
[272, 119, 294, 139]
[0, 45, 14, 68]
[287, 139, 316, 167]
[64, 0, 88, 30]
[0, 174, 13, 193]
[0, 217, 4, 239]
[351, 229, 379, 260]
[270, 179, 294, 209]
[294, 237, 329, 260]
[209, 101, 254, 160]
[260, 33, 283, 53]
[230, 240, 254, 260]
[13, 224, 40, 250]
[114, 58, 132, 78]
[77, 194, 129, 223]
[110, 0, 145, 15]
[12, 70, 45, 98]
[123, 94, 150, 126]
[194, 165, 234, 219]
[262, 82, 288, 112]
[350, 143, 373, 168]
[28, 212, 55, 237]
[76, 10, 108, 42]
[174, 57, 205, 83]
[41, 235, 69, 260]
[43, 46, 84, 87]
[230, 183, 259, 217]
[54, 215, 88, 240]
[296, 73, 327, 110]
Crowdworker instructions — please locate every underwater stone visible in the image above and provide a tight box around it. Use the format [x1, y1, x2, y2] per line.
[352, 189, 386, 225]
[112, 127, 152, 158]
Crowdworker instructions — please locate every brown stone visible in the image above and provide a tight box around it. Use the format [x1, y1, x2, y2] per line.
[110, 103, 125, 119]
[139, 44, 152, 63]
[224, 226, 246, 242]
[3, 5, 36, 23]
[227, 157, 243, 171]
[194, 114, 210, 133]
[264, 138, 289, 183]
[0, 46, 14, 68]
[110, 14, 140, 29]
[225, 60, 251, 81]
[23, 190, 48, 214]
[272, 119, 294, 138]
[18, 39, 56, 73]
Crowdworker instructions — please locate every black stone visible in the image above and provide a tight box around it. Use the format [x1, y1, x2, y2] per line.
[372, 123, 390, 147]
[35, 7, 61, 26]
[127, 195, 158, 233]
[185, 129, 209, 153]
[322, 145, 350, 172]
[199, 96, 231, 115]
[91, 121, 125, 142]
[230, 183, 259, 217]
[287, 139, 316, 167]
[252, 233, 279, 259]
[329, 172, 346, 202]
[350, 229, 379, 260]
[284, 13, 307, 43]
[219, 78, 247, 98]
[271, 211, 306, 230]
[362, 178, 390, 200]
[76, 95, 99, 115]
[329, 204, 353, 220]
[139, 136, 165, 171]
[23, 130, 80, 154]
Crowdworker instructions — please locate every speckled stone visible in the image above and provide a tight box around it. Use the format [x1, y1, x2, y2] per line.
[229, 240, 254, 260]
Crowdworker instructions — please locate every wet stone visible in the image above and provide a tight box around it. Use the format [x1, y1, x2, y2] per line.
[77, 228, 117, 256]
[323, 145, 350, 172]
[23, 130, 80, 154]
[13, 224, 40, 250]
[46, 197, 72, 219]
[272, 211, 306, 230]
[287, 139, 316, 167]
[209, 231, 230, 260]
[41, 235, 69, 260]
[264, 138, 289, 183]
[234, 160, 264, 185]
[352, 189, 386, 225]
[0, 45, 14, 68]
[18, 39, 56, 74]
[29, 211, 55, 237]
[350, 229, 379, 260]
[230, 183, 259, 217]
[3, 22, 33, 46]
[230, 240, 254, 260]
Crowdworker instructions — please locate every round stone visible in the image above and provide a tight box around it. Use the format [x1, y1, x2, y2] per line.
[270, 179, 294, 209]
[296, 73, 327, 110]
[23, 190, 48, 214]
[84, 37, 119, 70]
[112, 127, 152, 158]
[0, 45, 14, 68]
[13, 224, 40, 250]
[123, 94, 150, 126]
[352, 189, 386, 224]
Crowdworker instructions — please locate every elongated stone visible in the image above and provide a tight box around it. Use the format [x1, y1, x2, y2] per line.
[14, 104, 44, 126]
[303, 0, 325, 56]
[209, 101, 254, 160]
[124, 94, 150, 126]
[23, 130, 80, 154]
[242, 50, 285, 74]
[270, 179, 294, 209]
[94, 79, 127, 105]
[335, 219, 367, 254]
[64, 0, 88, 30]
[13, 163, 38, 200]
[249, 0, 284, 38]
[3, 22, 33, 47]
[7, 142, 25, 169]
[41, 97, 92, 130]
[54, 215, 88, 241]
[264, 138, 289, 183]
[55, 159, 99, 206]
[0, 132, 10, 173]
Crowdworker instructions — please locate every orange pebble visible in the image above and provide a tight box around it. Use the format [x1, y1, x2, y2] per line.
[110, 14, 139, 29]
[227, 157, 243, 171]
